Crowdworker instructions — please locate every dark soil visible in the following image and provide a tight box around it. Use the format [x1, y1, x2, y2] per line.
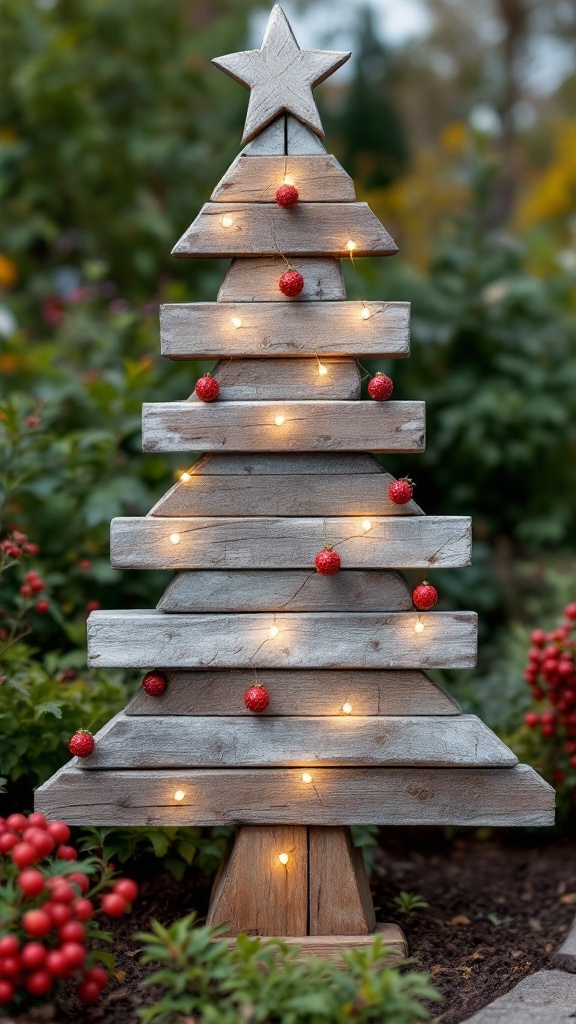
[4, 831, 576, 1024]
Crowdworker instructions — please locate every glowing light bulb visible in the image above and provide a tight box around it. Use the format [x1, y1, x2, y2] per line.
[362, 520, 372, 531]
[283, 174, 294, 186]
[180, 472, 191, 483]
[278, 852, 289, 865]
[169, 533, 181, 545]
[301, 772, 313, 784]
[342, 702, 353, 715]
[269, 624, 279, 638]
[414, 619, 425, 634]
[346, 240, 357, 252]
[360, 307, 370, 320]
[221, 215, 234, 228]
[174, 789, 185, 802]
[317, 363, 328, 376]
[231, 316, 242, 329]
[274, 414, 285, 427]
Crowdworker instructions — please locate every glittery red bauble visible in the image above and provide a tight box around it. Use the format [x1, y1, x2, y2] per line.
[244, 684, 270, 713]
[367, 373, 394, 401]
[141, 670, 168, 696]
[195, 375, 220, 402]
[278, 270, 304, 297]
[68, 731, 95, 758]
[412, 582, 438, 610]
[315, 547, 341, 576]
[275, 184, 299, 208]
[388, 478, 414, 505]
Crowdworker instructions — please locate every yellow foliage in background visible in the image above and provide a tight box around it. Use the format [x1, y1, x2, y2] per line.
[517, 120, 576, 230]
[0, 254, 18, 289]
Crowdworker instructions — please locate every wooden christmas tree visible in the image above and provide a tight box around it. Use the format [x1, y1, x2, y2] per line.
[37, 5, 554, 956]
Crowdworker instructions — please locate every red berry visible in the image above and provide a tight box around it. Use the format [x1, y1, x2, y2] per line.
[69, 730, 95, 758]
[60, 941, 85, 971]
[46, 902, 73, 927]
[27, 812, 47, 829]
[12, 842, 38, 868]
[388, 478, 413, 505]
[35, 599, 49, 614]
[18, 869, 46, 897]
[50, 881, 76, 904]
[57, 844, 78, 861]
[23, 827, 54, 857]
[367, 372, 393, 401]
[275, 184, 299, 208]
[0, 937, 19, 958]
[86, 599, 100, 612]
[73, 898, 94, 921]
[23, 909, 51, 937]
[194, 375, 220, 402]
[113, 878, 138, 903]
[20, 942, 47, 971]
[141, 670, 167, 696]
[565, 603, 576, 621]
[571, 755, 576, 769]
[84, 966, 108, 990]
[315, 546, 341, 576]
[541, 711, 555, 725]
[6, 813, 27, 832]
[0, 956, 20, 977]
[278, 269, 304, 297]
[412, 582, 438, 611]
[59, 921, 86, 943]
[542, 723, 556, 737]
[101, 892, 127, 917]
[68, 871, 90, 894]
[532, 687, 545, 700]
[47, 820, 70, 844]
[0, 833, 18, 853]
[531, 629, 546, 647]
[524, 711, 539, 728]
[243, 684, 270, 714]
[0, 979, 14, 1004]
[46, 950, 68, 977]
[77, 979, 102, 1004]
[26, 970, 52, 996]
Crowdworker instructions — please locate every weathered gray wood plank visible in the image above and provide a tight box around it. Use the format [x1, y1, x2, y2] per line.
[286, 115, 329, 154]
[125, 668, 461, 717]
[160, 301, 410, 359]
[211, 155, 355, 203]
[110, 515, 470, 570]
[172, 203, 397, 258]
[218, 258, 346, 302]
[188, 453, 383, 475]
[156, 570, 413, 612]
[241, 115, 286, 156]
[87, 609, 478, 669]
[188, 357, 361, 401]
[35, 764, 555, 827]
[308, 827, 376, 935]
[141, 401, 425, 454]
[82, 713, 516, 769]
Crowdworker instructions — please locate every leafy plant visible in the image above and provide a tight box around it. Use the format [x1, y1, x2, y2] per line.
[393, 891, 430, 916]
[79, 825, 231, 883]
[136, 913, 441, 1024]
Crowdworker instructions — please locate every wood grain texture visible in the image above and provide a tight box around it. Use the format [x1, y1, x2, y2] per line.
[188, 357, 361, 402]
[171, 203, 397, 258]
[160, 301, 410, 359]
[35, 764, 556, 827]
[125, 669, 461, 717]
[87, 609, 478, 669]
[125, 667, 457, 716]
[187, 453, 385, 475]
[211, 155, 355, 203]
[218, 257, 346, 301]
[156, 570, 414, 612]
[239, 924, 407, 961]
[82, 713, 517, 769]
[206, 826, 308, 935]
[286, 115, 330, 155]
[309, 827, 375, 935]
[241, 114, 286, 155]
[141, 400, 425, 454]
[110, 515, 470, 570]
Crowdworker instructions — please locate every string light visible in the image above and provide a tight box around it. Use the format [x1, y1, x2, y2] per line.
[341, 702, 353, 715]
[274, 414, 285, 426]
[221, 215, 234, 228]
[317, 363, 328, 376]
[283, 174, 294, 186]
[269, 624, 279, 638]
[278, 852, 289, 865]
[361, 520, 372, 531]
[231, 316, 242, 328]
[346, 240, 357, 252]
[414, 616, 425, 634]
[360, 307, 370, 321]
[179, 472, 191, 484]
[174, 790, 185, 802]
[169, 533, 181, 545]
[301, 772, 313, 784]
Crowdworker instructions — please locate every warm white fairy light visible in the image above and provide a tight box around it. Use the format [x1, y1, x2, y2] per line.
[346, 240, 357, 252]
[231, 316, 242, 328]
[274, 414, 285, 426]
[360, 307, 370, 321]
[341, 702, 353, 715]
[414, 617, 425, 634]
[221, 215, 234, 228]
[301, 772, 313, 784]
[169, 533, 181, 545]
[269, 624, 279, 638]
[174, 789, 185, 802]
[283, 174, 294, 186]
[361, 520, 372, 532]
[179, 472, 191, 483]
[317, 363, 328, 376]
[278, 852, 289, 865]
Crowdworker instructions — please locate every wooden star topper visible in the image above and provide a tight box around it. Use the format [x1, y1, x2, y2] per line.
[212, 4, 351, 144]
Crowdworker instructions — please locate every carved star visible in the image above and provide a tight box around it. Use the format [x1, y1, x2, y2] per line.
[212, 4, 350, 143]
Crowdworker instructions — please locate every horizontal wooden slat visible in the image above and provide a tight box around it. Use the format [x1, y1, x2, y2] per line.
[259, 925, 407, 962]
[193, 357, 361, 401]
[126, 669, 461, 717]
[211, 155, 356, 203]
[188, 453, 384, 475]
[141, 401, 425, 454]
[160, 301, 410, 360]
[218, 257, 346, 302]
[87, 610, 478, 669]
[35, 764, 555, 827]
[172, 202, 397, 258]
[111, 516, 471, 570]
[83, 713, 516, 769]
[156, 570, 413, 612]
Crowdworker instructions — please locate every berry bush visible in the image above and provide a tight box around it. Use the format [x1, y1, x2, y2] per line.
[0, 811, 138, 1010]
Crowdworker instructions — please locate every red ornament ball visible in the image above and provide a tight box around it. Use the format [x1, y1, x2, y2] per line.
[195, 375, 220, 402]
[367, 372, 394, 401]
[315, 546, 341, 576]
[278, 269, 304, 297]
[141, 670, 167, 697]
[388, 478, 414, 505]
[275, 184, 299, 208]
[68, 730, 95, 758]
[244, 684, 270, 713]
[412, 582, 438, 611]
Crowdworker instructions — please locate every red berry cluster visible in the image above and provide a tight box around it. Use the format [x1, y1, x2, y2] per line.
[0, 812, 138, 1008]
[523, 603, 576, 771]
[0, 529, 39, 561]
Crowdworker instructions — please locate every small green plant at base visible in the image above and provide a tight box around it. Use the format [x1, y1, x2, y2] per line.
[136, 913, 441, 1024]
[393, 891, 430, 916]
[78, 825, 231, 882]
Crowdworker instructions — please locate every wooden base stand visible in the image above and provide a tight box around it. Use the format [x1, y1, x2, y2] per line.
[207, 825, 407, 961]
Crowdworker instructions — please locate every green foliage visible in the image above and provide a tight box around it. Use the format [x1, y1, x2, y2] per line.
[136, 913, 441, 1024]
[393, 891, 430, 916]
[79, 826, 232, 882]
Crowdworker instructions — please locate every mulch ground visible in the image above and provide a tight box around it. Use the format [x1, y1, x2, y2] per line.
[4, 830, 576, 1024]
